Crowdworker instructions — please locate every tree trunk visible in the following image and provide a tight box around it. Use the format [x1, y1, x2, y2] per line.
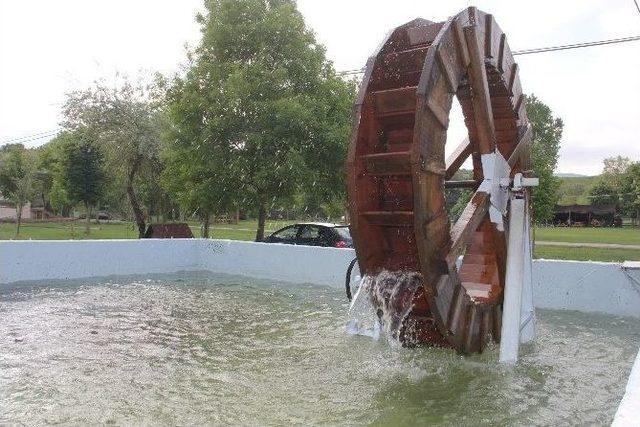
[15, 202, 22, 237]
[202, 211, 211, 238]
[127, 156, 146, 238]
[255, 202, 267, 242]
[85, 202, 91, 235]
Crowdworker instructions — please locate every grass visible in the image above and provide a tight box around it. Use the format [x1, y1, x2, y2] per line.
[0, 219, 296, 241]
[534, 226, 640, 246]
[0, 221, 140, 240]
[534, 245, 640, 262]
[2, 220, 638, 262]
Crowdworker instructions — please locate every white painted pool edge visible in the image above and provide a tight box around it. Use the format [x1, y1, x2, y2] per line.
[2, 238, 640, 422]
[613, 349, 640, 426]
[3, 239, 639, 317]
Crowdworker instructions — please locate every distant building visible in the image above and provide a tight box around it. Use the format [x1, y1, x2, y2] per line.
[553, 204, 620, 227]
[29, 194, 46, 220]
[0, 196, 33, 220]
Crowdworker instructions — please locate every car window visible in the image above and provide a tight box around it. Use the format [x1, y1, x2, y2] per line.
[270, 225, 299, 242]
[298, 225, 321, 239]
[334, 226, 351, 240]
[317, 227, 335, 245]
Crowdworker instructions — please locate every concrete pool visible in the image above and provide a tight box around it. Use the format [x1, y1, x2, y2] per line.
[2, 239, 640, 424]
[1, 274, 639, 425]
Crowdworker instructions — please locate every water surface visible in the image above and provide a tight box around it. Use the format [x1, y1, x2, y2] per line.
[1, 275, 638, 425]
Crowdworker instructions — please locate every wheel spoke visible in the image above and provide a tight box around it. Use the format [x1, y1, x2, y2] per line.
[445, 179, 477, 189]
[507, 124, 533, 167]
[446, 190, 489, 268]
[445, 137, 472, 179]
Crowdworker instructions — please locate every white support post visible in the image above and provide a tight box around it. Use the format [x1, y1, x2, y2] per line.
[499, 196, 526, 363]
[519, 204, 536, 344]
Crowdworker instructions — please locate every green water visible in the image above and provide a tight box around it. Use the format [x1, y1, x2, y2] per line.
[1, 274, 638, 425]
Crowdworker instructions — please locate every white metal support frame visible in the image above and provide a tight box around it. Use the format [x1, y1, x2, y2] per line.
[499, 172, 538, 364]
[479, 151, 511, 231]
[520, 201, 536, 344]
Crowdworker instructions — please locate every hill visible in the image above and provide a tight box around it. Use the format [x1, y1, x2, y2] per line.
[555, 172, 590, 178]
[557, 175, 598, 205]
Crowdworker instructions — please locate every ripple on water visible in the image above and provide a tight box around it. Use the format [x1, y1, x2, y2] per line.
[1, 275, 638, 425]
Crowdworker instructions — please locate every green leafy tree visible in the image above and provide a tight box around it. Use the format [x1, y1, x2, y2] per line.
[62, 77, 162, 237]
[603, 156, 632, 179]
[182, 0, 355, 240]
[49, 179, 69, 216]
[621, 162, 640, 225]
[589, 180, 619, 206]
[526, 95, 563, 222]
[589, 157, 640, 224]
[161, 65, 240, 238]
[60, 135, 105, 234]
[0, 144, 36, 235]
[36, 131, 77, 216]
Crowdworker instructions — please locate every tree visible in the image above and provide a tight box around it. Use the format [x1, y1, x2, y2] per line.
[0, 144, 36, 236]
[161, 64, 240, 238]
[60, 134, 105, 234]
[525, 95, 563, 222]
[603, 156, 632, 178]
[589, 180, 619, 206]
[181, 0, 355, 241]
[589, 157, 640, 225]
[62, 77, 162, 237]
[36, 131, 75, 216]
[621, 162, 640, 225]
[49, 179, 69, 216]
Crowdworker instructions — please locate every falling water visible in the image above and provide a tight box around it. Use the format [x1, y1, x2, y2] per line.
[346, 270, 424, 343]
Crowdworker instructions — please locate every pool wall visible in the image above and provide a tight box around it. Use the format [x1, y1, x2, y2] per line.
[0, 239, 202, 284]
[2, 239, 639, 317]
[199, 239, 355, 287]
[613, 349, 640, 426]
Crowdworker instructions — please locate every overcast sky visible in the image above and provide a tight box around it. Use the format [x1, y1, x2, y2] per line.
[1, 0, 639, 175]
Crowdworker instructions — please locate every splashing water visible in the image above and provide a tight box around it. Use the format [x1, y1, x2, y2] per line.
[345, 278, 380, 340]
[346, 271, 424, 344]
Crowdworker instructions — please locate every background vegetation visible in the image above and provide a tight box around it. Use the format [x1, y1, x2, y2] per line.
[0, 0, 638, 263]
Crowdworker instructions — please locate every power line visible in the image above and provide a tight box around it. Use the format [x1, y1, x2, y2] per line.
[337, 68, 366, 76]
[0, 129, 60, 144]
[633, 0, 640, 17]
[337, 69, 363, 76]
[0, 129, 62, 145]
[512, 34, 640, 55]
[6, 32, 640, 141]
[336, 34, 640, 76]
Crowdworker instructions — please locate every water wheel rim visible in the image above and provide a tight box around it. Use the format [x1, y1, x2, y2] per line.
[347, 7, 532, 354]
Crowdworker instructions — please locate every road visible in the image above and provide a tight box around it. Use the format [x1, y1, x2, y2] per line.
[535, 241, 640, 250]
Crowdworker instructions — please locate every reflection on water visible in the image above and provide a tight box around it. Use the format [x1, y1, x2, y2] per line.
[1, 275, 638, 425]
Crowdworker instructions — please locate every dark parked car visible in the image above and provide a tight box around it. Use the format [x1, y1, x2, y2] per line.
[263, 223, 352, 248]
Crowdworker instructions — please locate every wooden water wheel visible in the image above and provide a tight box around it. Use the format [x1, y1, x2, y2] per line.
[347, 7, 534, 354]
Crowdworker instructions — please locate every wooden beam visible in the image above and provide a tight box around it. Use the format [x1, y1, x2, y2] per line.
[437, 48, 457, 94]
[507, 124, 533, 167]
[446, 191, 489, 267]
[445, 180, 478, 189]
[453, 19, 470, 68]
[464, 24, 497, 154]
[445, 137, 472, 179]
